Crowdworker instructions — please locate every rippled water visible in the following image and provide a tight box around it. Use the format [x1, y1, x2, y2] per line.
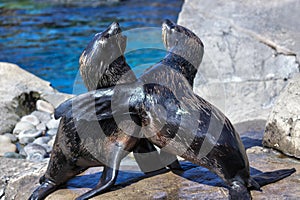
[0, 0, 183, 93]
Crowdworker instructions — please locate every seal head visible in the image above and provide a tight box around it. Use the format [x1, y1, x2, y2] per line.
[162, 19, 204, 68]
[79, 22, 130, 90]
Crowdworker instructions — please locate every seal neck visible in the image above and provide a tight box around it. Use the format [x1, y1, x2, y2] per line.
[161, 52, 199, 87]
[167, 45, 203, 67]
[96, 55, 137, 89]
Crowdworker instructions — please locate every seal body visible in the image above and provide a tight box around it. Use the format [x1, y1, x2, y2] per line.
[79, 22, 181, 174]
[29, 20, 205, 200]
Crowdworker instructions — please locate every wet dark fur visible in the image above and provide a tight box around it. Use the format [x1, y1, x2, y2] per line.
[29, 20, 204, 200]
[79, 22, 136, 90]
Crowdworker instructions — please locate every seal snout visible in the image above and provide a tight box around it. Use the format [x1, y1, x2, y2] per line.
[108, 21, 121, 35]
[162, 19, 176, 31]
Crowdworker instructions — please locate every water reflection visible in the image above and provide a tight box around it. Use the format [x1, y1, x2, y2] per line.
[0, 0, 183, 93]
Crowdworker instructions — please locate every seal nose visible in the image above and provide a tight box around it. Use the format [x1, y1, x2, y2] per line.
[162, 19, 176, 30]
[108, 22, 121, 35]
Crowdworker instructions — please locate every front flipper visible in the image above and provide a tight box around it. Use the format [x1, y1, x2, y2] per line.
[133, 138, 165, 173]
[133, 139, 183, 173]
[160, 150, 182, 171]
[75, 166, 118, 200]
[251, 168, 296, 188]
[75, 143, 128, 200]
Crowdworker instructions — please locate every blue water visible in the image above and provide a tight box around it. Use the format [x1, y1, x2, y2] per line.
[0, 0, 183, 94]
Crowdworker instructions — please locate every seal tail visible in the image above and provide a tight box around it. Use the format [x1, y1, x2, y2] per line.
[250, 168, 296, 188]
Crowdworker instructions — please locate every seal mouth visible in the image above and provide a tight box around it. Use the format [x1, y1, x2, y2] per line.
[93, 21, 123, 42]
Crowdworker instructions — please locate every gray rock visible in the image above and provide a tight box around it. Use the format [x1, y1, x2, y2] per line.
[18, 129, 42, 140]
[42, 147, 300, 200]
[19, 137, 35, 145]
[40, 144, 52, 153]
[33, 136, 51, 146]
[3, 133, 17, 143]
[0, 135, 16, 156]
[31, 111, 51, 124]
[0, 62, 73, 134]
[13, 121, 35, 135]
[46, 118, 60, 130]
[47, 138, 55, 147]
[0, 157, 47, 200]
[263, 74, 300, 158]
[24, 143, 48, 162]
[178, 0, 299, 124]
[18, 147, 27, 157]
[20, 114, 40, 126]
[2, 125, 300, 200]
[35, 122, 46, 132]
[36, 100, 54, 114]
[3, 152, 25, 159]
[47, 128, 58, 136]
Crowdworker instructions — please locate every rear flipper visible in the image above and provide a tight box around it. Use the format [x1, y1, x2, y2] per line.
[133, 139, 182, 173]
[160, 150, 183, 171]
[251, 168, 296, 188]
[28, 177, 58, 200]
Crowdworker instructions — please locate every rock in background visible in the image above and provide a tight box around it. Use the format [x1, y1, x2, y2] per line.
[263, 74, 300, 158]
[0, 157, 47, 200]
[178, 0, 300, 124]
[0, 62, 73, 134]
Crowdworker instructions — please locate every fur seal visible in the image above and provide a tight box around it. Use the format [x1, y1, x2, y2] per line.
[29, 20, 204, 200]
[31, 20, 295, 200]
[79, 22, 136, 90]
[29, 22, 138, 200]
[79, 22, 173, 173]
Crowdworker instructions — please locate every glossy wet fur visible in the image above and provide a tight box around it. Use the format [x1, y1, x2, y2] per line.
[79, 22, 136, 90]
[29, 20, 203, 200]
[78, 21, 171, 175]
[125, 81, 295, 199]
[29, 22, 135, 200]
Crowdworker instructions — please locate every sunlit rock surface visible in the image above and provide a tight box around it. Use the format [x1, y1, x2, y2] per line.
[2, 124, 299, 199]
[0, 62, 72, 134]
[263, 74, 300, 159]
[178, 0, 300, 124]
